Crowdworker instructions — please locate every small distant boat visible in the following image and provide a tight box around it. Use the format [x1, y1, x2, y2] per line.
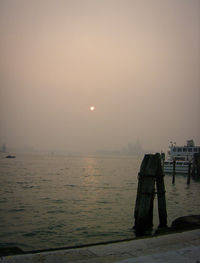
[163, 140, 200, 174]
[6, 155, 16, 158]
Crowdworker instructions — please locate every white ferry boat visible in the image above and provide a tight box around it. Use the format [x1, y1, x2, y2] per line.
[163, 140, 200, 174]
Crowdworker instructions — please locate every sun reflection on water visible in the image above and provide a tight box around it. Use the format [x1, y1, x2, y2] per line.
[82, 157, 100, 186]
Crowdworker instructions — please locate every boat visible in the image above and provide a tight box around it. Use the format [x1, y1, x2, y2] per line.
[163, 140, 200, 174]
[6, 155, 16, 158]
[164, 160, 191, 174]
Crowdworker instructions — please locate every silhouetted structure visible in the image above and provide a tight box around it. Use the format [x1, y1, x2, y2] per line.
[2, 144, 6, 153]
[134, 153, 167, 236]
[192, 153, 200, 178]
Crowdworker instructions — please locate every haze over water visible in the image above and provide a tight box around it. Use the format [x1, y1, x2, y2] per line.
[1, 0, 200, 154]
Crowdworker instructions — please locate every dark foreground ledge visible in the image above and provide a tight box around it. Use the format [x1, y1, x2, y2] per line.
[0, 247, 24, 257]
[1, 229, 200, 263]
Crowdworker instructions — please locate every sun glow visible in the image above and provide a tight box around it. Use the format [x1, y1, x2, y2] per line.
[90, 106, 95, 111]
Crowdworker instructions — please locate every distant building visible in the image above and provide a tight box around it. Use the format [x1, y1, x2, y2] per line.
[2, 144, 6, 153]
[96, 141, 145, 156]
[122, 141, 144, 155]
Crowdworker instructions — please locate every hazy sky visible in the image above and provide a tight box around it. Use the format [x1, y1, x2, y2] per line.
[0, 0, 200, 154]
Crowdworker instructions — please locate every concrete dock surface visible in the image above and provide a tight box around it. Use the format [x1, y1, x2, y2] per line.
[0, 229, 200, 263]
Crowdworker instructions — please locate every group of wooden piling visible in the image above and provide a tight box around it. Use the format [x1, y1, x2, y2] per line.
[133, 153, 200, 236]
[134, 153, 167, 236]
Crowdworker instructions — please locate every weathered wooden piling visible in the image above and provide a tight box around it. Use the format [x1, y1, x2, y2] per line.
[192, 153, 200, 178]
[187, 162, 192, 185]
[156, 155, 167, 228]
[160, 152, 165, 167]
[134, 153, 167, 235]
[172, 160, 176, 184]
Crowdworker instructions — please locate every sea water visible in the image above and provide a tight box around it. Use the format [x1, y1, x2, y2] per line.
[0, 153, 200, 251]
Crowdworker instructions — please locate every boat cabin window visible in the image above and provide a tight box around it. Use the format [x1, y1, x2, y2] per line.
[188, 148, 192, 152]
[176, 162, 183, 165]
[194, 148, 198, 152]
[183, 148, 187, 152]
[173, 148, 176, 152]
[174, 157, 185, 161]
[176, 161, 188, 165]
[178, 148, 182, 152]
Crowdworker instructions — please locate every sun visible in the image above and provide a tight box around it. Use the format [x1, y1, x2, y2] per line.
[90, 106, 95, 111]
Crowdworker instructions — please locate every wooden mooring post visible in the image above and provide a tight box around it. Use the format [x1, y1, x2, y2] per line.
[172, 160, 176, 184]
[192, 153, 200, 178]
[134, 153, 167, 236]
[187, 162, 192, 185]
